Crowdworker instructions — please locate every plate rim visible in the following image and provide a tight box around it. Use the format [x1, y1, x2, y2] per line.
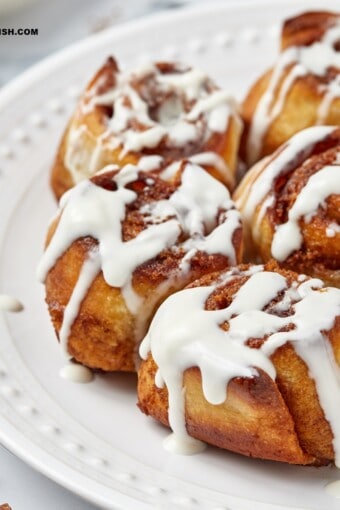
[0, 0, 337, 109]
[0, 1, 339, 509]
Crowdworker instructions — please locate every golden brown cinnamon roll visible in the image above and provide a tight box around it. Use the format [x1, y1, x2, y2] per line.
[234, 126, 340, 286]
[38, 161, 243, 372]
[138, 261, 340, 465]
[51, 57, 242, 199]
[241, 11, 340, 165]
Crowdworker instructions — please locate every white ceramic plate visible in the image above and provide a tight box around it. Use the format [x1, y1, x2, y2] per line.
[0, 1, 340, 509]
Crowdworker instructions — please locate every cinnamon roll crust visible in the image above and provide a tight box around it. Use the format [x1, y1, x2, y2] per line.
[138, 262, 340, 465]
[241, 11, 340, 165]
[43, 164, 242, 371]
[51, 57, 242, 198]
[234, 127, 340, 286]
[242, 69, 340, 164]
[50, 123, 74, 203]
[138, 355, 315, 465]
[281, 11, 339, 49]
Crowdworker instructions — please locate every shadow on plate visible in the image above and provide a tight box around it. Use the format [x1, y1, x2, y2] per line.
[96, 370, 138, 395]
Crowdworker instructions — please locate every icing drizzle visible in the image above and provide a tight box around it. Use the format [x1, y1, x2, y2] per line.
[247, 20, 340, 164]
[140, 267, 340, 461]
[38, 162, 240, 358]
[272, 164, 340, 261]
[235, 126, 339, 256]
[92, 64, 235, 152]
[66, 61, 240, 185]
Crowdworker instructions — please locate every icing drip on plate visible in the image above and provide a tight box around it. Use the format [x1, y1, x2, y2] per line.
[0, 294, 23, 312]
[247, 20, 340, 164]
[140, 268, 340, 462]
[60, 361, 94, 383]
[37, 162, 240, 359]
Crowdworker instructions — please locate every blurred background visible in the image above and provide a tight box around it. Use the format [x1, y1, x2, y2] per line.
[0, 0, 215, 86]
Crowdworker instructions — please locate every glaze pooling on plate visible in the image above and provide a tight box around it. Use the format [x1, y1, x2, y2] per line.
[59, 362, 94, 383]
[0, 295, 23, 312]
[37, 161, 241, 359]
[247, 19, 340, 164]
[140, 267, 340, 462]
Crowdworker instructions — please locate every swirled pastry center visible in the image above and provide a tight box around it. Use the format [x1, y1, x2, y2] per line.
[272, 164, 340, 260]
[87, 63, 236, 155]
[235, 126, 340, 271]
[236, 125, 336, 225]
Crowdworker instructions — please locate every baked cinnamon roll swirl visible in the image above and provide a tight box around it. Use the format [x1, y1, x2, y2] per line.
[234, 126, 340, 286]
[51, 57, 242, 199]
[138, 261, 340, 465]
[242, 11, 340, 165]
[38, 161, 243, 371]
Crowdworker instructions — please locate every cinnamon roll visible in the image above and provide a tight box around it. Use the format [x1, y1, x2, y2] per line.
[51, 57, 242, 199]
[234, 126, 340, 287]
[38, 161, 243, 371]
[138, 260, 340, 465]
[242, 11, 340, 165]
